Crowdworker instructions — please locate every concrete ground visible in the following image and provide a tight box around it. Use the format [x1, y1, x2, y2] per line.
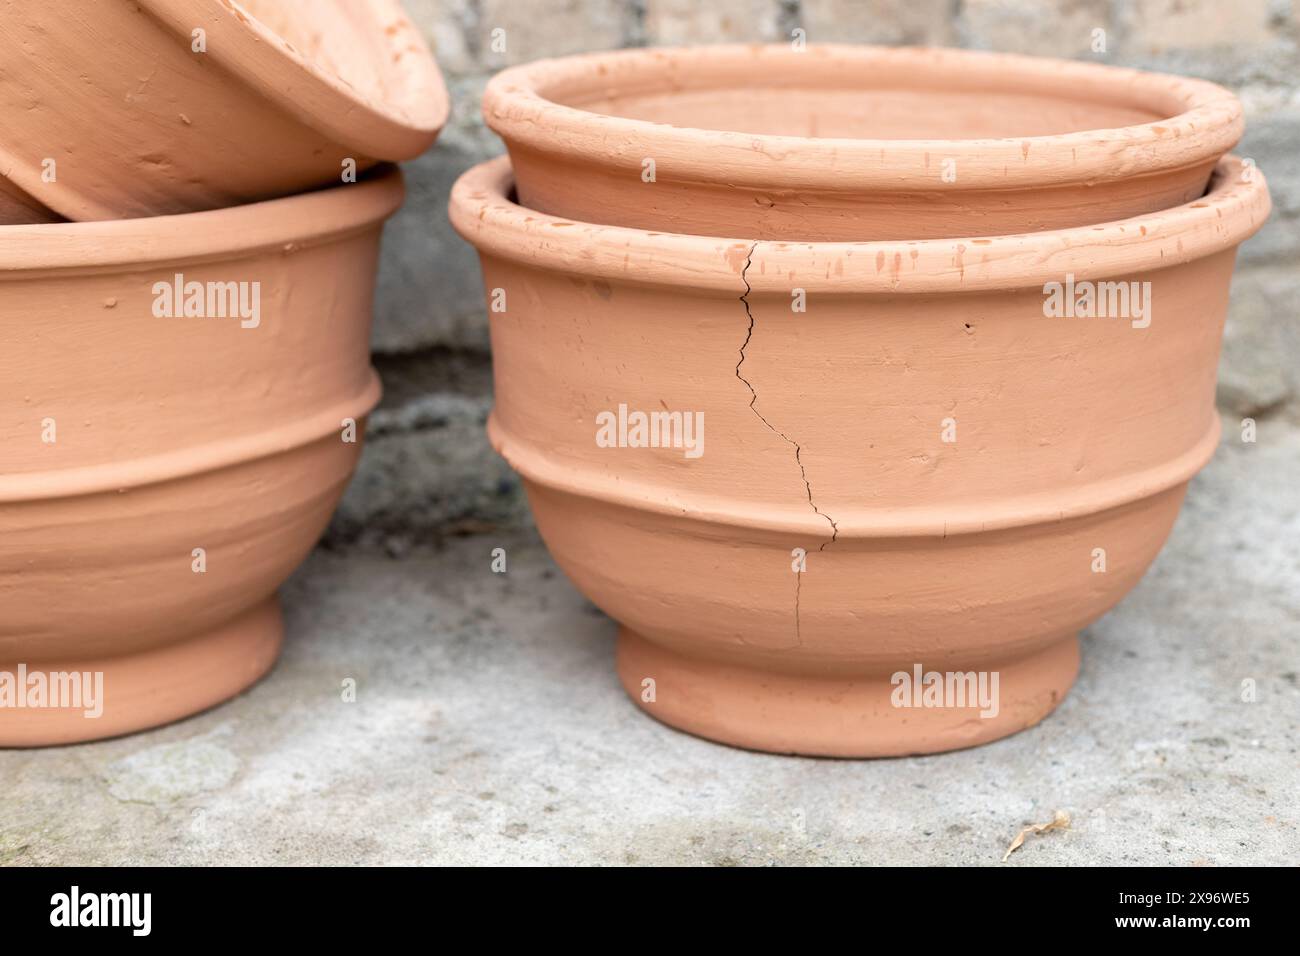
[1, 416, 1296, 866]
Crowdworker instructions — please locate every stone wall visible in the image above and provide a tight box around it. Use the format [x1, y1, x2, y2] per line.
[332, 0, 1300, 545]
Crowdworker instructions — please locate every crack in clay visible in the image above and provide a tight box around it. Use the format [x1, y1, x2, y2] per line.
[735, 243, 839, 548]
[734, 241, 839, 645]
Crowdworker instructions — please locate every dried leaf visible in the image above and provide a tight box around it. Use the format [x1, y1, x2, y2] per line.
[1002, 809, 1070, 862]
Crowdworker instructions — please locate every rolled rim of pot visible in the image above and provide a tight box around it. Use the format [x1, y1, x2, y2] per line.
[482, 44, 1242, 193]
[450, 154, 1268, 297]
[142, 0, 449, 160]
[0, 166, 404, 277]
[0, 165, 403, 503]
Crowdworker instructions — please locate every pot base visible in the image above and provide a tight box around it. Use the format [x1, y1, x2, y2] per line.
[0, 598, 283, 747]
[616, 628, 1079, 758]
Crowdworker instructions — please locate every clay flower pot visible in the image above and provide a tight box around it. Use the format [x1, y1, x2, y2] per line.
[452, 154, 1269, 757]
[0, 0, 446, 222]
[0, 168, 403, 746]
[484, 45, 1243, 241]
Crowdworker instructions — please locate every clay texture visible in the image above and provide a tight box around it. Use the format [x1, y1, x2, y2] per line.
[0, 167, 404, 745]
[0, 0, 446, 222]
[485, 45, 1243, 241]
[451, 154, 1270, 757]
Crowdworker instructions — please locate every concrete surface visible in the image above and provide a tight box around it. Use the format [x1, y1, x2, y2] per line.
[2, 415, 1296, 866]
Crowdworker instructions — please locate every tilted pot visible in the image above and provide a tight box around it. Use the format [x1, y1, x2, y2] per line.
[484, 45, 1243, 241]
[0, 0, 446, 222]
[0, 168, 403, 745]
[451, 154, 1269, 757]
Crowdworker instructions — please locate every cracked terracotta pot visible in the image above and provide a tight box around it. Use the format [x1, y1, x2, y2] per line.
[0, 167, 403, 746]
[484, 44, 1243, 241]
[0, 0, 446, 223]
[452, 154, 1269, 757]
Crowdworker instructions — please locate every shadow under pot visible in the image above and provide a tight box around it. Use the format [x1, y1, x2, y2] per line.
[0, 0, 446, 223]
[451, 154, 1269, 757]
[484, 44, 1243, 241]
[0, 167, 404, 746]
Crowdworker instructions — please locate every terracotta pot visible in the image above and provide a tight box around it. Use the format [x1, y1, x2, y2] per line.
[0, 0, 446, 222]
[451, 154, 1269, 757]
[0, 168, 403, 746]
[484, 45, 1243, 241]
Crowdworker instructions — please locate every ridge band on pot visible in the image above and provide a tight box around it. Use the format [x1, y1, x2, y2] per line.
[0, 376, 380, 504]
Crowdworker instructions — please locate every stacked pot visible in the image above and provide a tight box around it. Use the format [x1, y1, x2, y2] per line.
[0, 1, 447, 745]
[454, 45, 1270, 757]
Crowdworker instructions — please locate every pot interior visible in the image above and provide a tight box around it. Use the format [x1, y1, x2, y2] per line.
[542, 51, 1183, 140]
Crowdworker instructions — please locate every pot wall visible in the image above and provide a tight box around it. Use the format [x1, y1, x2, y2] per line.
[0, 240, 381, 483]
[481, 251, 1235, 532]
[0, 171, 402, 486]
[480, 242, 1222, 684]
[523, 479, 1186, 674]
[508, 145, 1220, 243]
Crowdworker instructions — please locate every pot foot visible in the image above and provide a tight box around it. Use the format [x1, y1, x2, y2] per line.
[616, 628, 1079, 758]
[0, 598, 284, 747]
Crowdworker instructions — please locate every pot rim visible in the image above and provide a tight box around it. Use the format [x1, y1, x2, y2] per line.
[483, 44, 1243, 192]
[450, 154, 1269, 294]
[140, 0, 448, 160]
[0, 165, 405, 276]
